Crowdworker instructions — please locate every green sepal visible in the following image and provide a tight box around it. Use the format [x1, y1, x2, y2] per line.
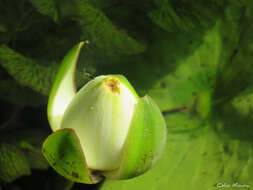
[42, 128, 103, 184]
[47, 42, 85, 131]
[102, 95, 167, 179]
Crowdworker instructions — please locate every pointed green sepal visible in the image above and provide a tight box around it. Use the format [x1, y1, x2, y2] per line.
[42, 128, 103, 184]
[102, 95, 167, 179]
[47, 42, 85, 131]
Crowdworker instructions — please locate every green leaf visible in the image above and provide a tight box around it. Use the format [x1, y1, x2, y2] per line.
[29, 0, 59, 22]
[0, 0, 45, 45]
[101, 127, 253, 190]
[75, 4, 146, 58]
[149, 0, 225, 32]
[42, 128, 103, 184]
[30, 0, 146, 59]
[0, 45, 56, 95]
[0, 143, 30, 182]
[213, 3, 253, 103]
[99, 3, 253, 190]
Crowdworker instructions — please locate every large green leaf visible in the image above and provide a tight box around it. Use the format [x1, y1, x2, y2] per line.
[100, 3, 253, 190]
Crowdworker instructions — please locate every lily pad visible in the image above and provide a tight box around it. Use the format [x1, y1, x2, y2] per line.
[100, 3, 253, 190]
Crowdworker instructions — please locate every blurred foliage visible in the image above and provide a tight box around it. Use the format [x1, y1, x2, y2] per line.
[0, 0, 253, 190]
[0, 143, 30, 182]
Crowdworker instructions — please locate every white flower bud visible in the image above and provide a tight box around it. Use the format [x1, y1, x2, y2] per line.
[60, 75, 138, 170]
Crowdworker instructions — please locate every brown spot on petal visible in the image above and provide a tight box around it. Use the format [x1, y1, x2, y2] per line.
[104, 78, 120, 94]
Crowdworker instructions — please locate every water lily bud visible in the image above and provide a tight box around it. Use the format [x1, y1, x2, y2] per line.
[43, 42, 167, 184]
[61, 75, 138, 171]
